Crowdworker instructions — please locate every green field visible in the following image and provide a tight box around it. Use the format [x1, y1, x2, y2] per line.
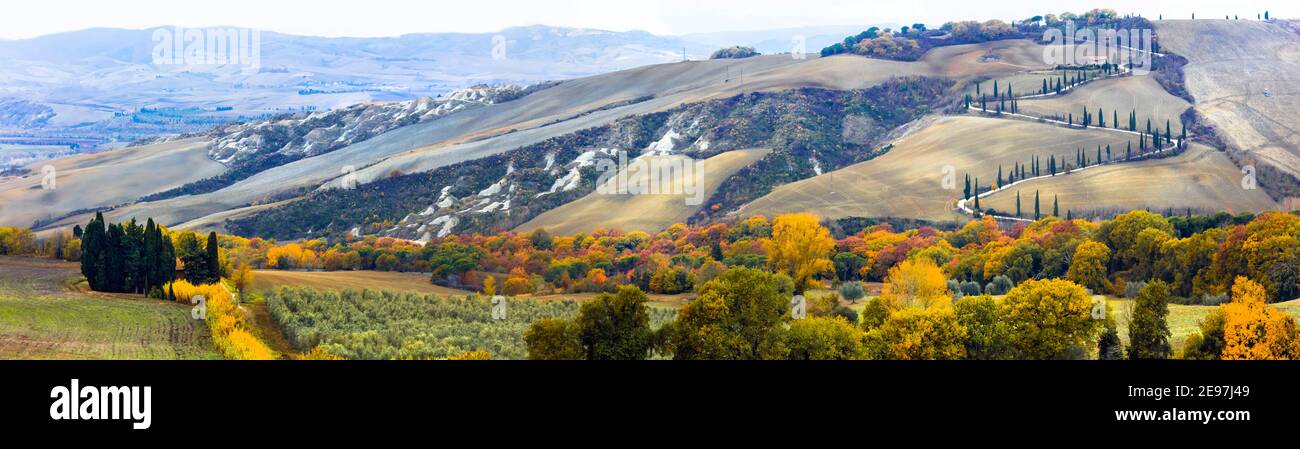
[1104, 297, 1300, 352]
[0, 256, 219, 359]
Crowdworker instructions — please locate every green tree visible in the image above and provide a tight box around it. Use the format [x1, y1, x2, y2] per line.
[671, 267, 792, 360]
[524, 318, 584, 360]
[1129, 280, 1173, 359]
[577, 285, 654, 360]
[783, 317, 866, 360]
[425, 242, 484, 282]
[954, 295, 1011, 359]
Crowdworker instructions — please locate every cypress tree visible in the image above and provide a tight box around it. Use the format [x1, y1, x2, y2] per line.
[1016, 191, 1022, 217]
[1053, 195, 1060, 217]
[1034, 190, 1041, 219]
[104, 224, 125, 292]
[205, 232, 221, 284]
[80, 213, 105, 291]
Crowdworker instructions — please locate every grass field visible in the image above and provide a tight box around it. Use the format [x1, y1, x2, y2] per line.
[0, 256, 219, 360]
[735, 116, 1134, 222]
[981, 144, 1278, 216]
[250, 269, 473, 296]
[250, 269, 693, 307]
[517, 148, 771, 235]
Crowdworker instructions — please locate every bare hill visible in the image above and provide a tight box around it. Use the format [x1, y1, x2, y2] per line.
[516, 149, 771, 235]
[1156, 19, 1300, 183]
[0, 138, 222, 228]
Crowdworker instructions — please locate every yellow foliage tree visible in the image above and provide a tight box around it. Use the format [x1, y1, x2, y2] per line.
[165, 279, 275, 360]
[1067, 241, 1111, 292]
[1221, 277, 1300, 360]
[879, 257, 952, 310]
[764, 213, 835, 292]
[482, 275, 497, 296]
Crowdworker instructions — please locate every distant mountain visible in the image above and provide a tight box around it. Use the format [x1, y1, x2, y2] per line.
[0, 25, 712, 149]
[0, 23, 889, 172]
[681, 25, 893, 55]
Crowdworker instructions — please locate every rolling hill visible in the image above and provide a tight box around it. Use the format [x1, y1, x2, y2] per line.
[7, 39, 1056, 236]
[980, 144, 1278, 216]
[733, 116, 1139, 222]
[516, 149, 771, 235]
[1155, 19, 1300, 199]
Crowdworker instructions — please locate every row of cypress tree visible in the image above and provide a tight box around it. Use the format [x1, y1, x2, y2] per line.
[79, 212, 176, 294]
[78, 212, 221, 294]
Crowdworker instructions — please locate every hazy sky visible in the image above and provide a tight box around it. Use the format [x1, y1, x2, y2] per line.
[0, 0, 1292, 39]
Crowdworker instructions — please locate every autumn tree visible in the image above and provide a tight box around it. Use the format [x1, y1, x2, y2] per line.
[765, 213, 835, 293]
[1000, 279, 1101, 359]
[1220, 277, 1300, 360]
[1067, 241, 1111, 292]
[879, 257, 952, 310]
[1101, 210, 1173, 272]
[865, 306, 968, 360]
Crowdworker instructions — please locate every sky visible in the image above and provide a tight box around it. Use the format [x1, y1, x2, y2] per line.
[0, 0, 1293, 40]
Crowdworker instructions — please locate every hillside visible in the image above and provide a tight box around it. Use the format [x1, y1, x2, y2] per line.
[1155, 19, 1300, 200]
[1016, 75, 1190, 131]
[980, 144, 1278, 216]
[13, 39, 1056, 238]
[516, 149, 771, 235]
[0, 138, 222, 229]
[733, 116, 1138, 222]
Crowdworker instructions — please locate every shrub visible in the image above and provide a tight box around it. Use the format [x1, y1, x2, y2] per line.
[1200, 292, 1229, 306]
[1124, 281, 1147, 299]
[710, 46, 760, 59]
[984, 275, 1014, 295]
[838, 281, 866, 302]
